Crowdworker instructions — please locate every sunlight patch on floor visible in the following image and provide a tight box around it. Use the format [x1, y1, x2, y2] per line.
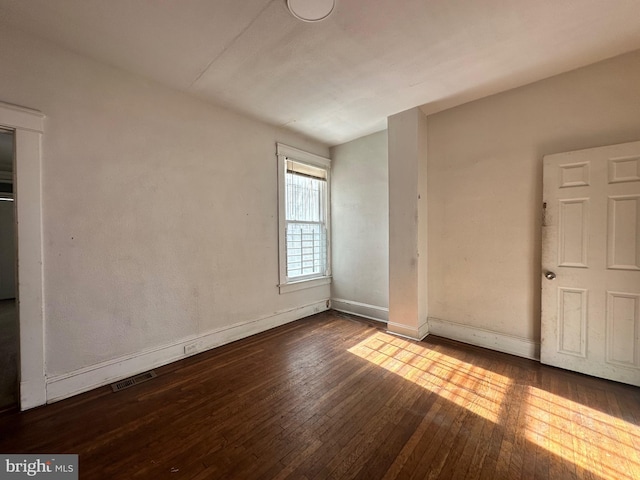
[347, 331, 510, 423]
[348, 331, 640, 480]
[524, 386, 640, 480]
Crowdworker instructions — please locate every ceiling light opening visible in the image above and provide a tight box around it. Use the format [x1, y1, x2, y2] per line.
[287, 0, 335, 22]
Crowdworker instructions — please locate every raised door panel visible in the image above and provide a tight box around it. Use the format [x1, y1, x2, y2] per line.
[607, 195, 640, 271]
[606, 292, 639, 368]
[608, 156, 640, 184]
[558, 288, 588, 357]
[559, 162, 590, 188]
[558, 199, 589, 268]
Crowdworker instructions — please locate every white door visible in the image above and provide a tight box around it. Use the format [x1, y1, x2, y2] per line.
[541, 140, 640, 386]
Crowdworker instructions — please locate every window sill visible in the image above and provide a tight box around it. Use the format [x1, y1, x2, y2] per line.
[279, 276, 331, 294]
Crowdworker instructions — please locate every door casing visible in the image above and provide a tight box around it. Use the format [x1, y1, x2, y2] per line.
[0, 102, 46, 409]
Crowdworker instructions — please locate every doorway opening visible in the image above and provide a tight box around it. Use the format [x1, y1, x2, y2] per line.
[0, 101, 45, 411]
[0, 128, 18, 411]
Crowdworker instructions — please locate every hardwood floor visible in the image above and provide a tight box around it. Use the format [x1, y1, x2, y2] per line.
[0, 310, 638, 479]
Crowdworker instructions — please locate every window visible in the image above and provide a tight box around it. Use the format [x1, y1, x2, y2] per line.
[277, 143, 331, 293]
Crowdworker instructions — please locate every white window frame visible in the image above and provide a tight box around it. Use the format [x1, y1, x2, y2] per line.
[277, 143, 331, 294]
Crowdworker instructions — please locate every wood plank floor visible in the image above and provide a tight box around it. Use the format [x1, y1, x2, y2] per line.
[1, 310, 639, 479]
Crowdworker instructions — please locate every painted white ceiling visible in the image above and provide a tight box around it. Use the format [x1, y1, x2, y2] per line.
[1, 0, 640, 146]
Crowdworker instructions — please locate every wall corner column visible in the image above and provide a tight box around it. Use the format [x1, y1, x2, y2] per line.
[387, 107, 429, 339]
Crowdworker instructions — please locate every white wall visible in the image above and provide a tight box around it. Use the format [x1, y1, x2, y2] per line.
[0, 26, 329, 397]
[427, 49, 640, 348]
[330, 131, 388, 321]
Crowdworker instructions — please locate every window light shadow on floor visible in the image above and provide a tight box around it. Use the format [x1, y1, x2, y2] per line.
[348, 331, 509, 424]
[348, 331, 640, 480]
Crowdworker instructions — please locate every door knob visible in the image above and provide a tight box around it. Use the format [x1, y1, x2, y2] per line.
[545, 271, 556, 280]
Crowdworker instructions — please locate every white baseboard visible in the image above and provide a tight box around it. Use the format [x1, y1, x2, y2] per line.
[387, 320, 429, 341]
[331, 298, 389, 323]
[427, 317, 540, 361]
[46, 300, 329, 403]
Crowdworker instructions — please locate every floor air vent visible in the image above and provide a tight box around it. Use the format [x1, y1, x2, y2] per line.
[111, 370, 157, 392]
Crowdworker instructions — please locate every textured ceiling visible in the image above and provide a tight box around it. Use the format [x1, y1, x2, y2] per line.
[1, 0, 640, 146]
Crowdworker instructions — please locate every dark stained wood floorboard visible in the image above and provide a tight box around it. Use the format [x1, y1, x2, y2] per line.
[1, 310, 639, 479]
